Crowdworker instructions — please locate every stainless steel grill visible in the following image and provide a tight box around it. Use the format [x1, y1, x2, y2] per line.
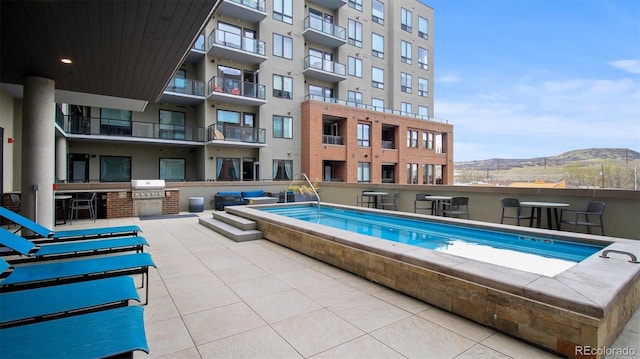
[131, 180, 166, 216]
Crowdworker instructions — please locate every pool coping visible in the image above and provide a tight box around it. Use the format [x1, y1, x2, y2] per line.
[227, 202, 640, 357]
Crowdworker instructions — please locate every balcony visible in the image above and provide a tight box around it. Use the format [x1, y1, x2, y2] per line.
[303, 16, 346, 48]
[310, 0, 346, 10]
[57, 115, 205, 142]
[207, 123, 266, 147]
[217, 0, 267, 23]
[303, 55, 346, 82]
[160, 77, 205, 106]
[207, 77, 266, 106]
[207, 29, 266, 64]
[184, 34, 206, 64]
[304, 95, 449, 124]
[322, 134, 343, 145]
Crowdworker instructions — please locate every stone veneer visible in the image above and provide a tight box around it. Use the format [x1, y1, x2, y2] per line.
[228, 203, 640, 359]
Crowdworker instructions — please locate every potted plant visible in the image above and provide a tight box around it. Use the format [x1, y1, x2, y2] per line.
[284, 181, 320, 202]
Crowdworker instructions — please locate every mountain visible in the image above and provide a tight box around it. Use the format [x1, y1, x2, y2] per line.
[455, 148, 640, 171]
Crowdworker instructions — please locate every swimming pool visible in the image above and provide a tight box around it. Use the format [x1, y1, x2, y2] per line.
[260, 205, 603, 276]
[223, 202, 640, 358]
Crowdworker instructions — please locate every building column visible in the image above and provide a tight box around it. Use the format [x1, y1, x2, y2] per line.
[21, 76, 55, 229]
[55, 136, 67, 182]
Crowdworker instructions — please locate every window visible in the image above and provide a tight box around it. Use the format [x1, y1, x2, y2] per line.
[401, 102, 412, 116]
[159, 110, 185, 140]
[160, 158, 185, 181]
[372, 67, 384, 89]
[348, 90, 362, 105]
[100, 108, 131, 136]
[372, 33, 384, 58]
[418, 78, 428, 97]
[423, 164, 434, 184]
[407, 163, 418, 184]
[217, 65, 242, 93]
[348, 0, 362, 11]
[407, 129, 418, 148]
[100, 156, 131, 182]
[422, 132, 428, 149]
[273, 0, 293, 24]
[418, 106, 429, 120]
[357, 162, 370, 183]
[418, 16, 429, 40]
[174, 69, 186, 90]
[357, 123, 370, 147]
[273, 74, 293, 99]
[217, 22, 242, 49]
[372, 0, 384, 25]
[401, 40, 412, 64]
[273, 33, 293, 59]
[419, 47, 429, 70]
[216, 158, 240, 181]
[372, 98, 384, 112]
[401, 72, 412, 93]
[435, 133, 444, 154]
[401, 8, 412, 32]
[217, 109, 241, 124]
[273, 115, 293, 138]
[348, 19, 363, 47]
[348, 56, 363, 77]
[427, 132, 434, 149]
[273, 160, 293, 180]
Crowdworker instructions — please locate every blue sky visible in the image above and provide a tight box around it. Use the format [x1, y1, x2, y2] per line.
[422, 0, 640, 161]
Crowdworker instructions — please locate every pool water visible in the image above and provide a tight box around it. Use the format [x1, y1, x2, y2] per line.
[260, 205, 605, 276]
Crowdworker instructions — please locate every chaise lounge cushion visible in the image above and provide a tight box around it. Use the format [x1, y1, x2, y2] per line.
[241, 190, 264, 198]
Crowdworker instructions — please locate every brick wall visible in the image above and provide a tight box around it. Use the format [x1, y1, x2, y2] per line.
[162, 190, 179, 215]
[106, 192, 133, 218]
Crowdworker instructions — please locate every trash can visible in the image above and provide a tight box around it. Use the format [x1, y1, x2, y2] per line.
[188, 197, 204, 212]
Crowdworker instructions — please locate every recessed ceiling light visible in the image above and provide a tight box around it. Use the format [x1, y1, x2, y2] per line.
[60, 58, 73, 64]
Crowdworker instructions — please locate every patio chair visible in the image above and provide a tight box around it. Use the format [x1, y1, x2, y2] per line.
[381, 192, 399, 211]
[414, 193, 435, 215]
[0, 252, 156, 305]
[68, 192, 97, 224]
[356, 190, 375, 208]
[0, 305, 148, 359]
[0, 227, 148, 264]
[500, 198, 535, 226]
[0, 276, 139, 328]
[7, 194, 21, 229]
[560, 201, 606, 235]
[0, 206, 140, 240]
[441, 196, 470, 219]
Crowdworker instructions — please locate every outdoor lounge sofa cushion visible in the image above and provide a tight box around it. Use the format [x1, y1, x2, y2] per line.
[0, 206, 141, 240]
[0, 275, 139, 328]
[0, 305, 149, 359]
[0, 228, 148, 263]
[241, 190, 265, 198]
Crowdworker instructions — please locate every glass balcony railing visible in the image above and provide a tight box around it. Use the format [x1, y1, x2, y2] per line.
[207, 76, 266, 100]
[165, 77, 205, 97]
[193, 34, 205, 51]
[227, 0, 266, 12]
[304, 55, 346, 76]
[322, 134, 343, 145]
[207, 123, 266, 144]
[304, 16, 346, 40]
[305, 94, 448, 124]
[208, 29, 265, 56]
[58, 115, 205, 142]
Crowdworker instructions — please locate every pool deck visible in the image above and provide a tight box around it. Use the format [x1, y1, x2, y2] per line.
[43, 213, 640, 358]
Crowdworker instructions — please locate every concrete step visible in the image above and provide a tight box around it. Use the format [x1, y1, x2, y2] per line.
[198, 217, 262, 242]
[212, 211, 258, 231]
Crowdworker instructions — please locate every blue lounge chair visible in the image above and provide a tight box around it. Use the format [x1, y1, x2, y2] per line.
[0, 252, 156, 304]
[0, 305, 149, 359]
[0, 275, 139, 328]
[0, 227, 148, 263]
[0, 206, 141, 240]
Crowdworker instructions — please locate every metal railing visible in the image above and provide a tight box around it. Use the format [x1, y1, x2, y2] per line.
[57, 115, 205, 142]
[208, 29, 265, 56]
[304, 16, 346, 40]
[207, 76, 266, 100]
[304, 55, 346, 76]
[165, 77, 205, 97]
[207, 123, 266, 144]
[305, 94, 448, 124]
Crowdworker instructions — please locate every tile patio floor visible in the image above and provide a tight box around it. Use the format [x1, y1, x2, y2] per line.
[60, 212, 639, 358]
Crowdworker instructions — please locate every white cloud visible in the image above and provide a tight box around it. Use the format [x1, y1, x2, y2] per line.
[435, 76, 640, 161]
[608, 60, 640, 74]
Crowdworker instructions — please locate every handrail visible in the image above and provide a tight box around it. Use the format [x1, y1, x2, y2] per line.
[285, 173, 320, 209]
[600, 249, 639, 263]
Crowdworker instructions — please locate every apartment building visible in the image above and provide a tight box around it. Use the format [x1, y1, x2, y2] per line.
[54, 0, 453, 185]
